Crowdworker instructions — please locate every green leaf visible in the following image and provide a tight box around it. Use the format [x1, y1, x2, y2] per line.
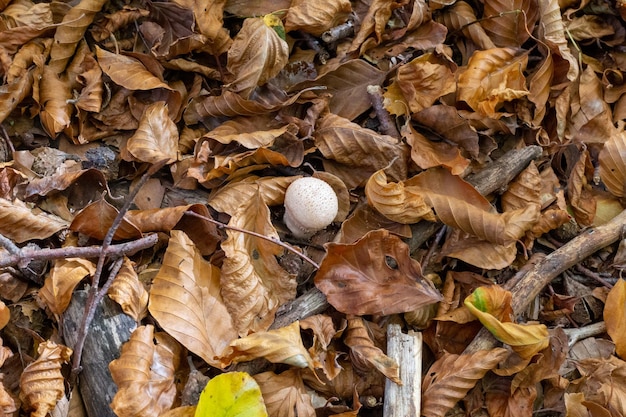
[195, 372, 268, 417]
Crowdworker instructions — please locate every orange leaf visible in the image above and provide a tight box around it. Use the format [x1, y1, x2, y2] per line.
[124, 101, 179, 165]
[599, 130, 626, 198]
[315, 229, 442, 315]
[69, 197, 142, 241]
[37, 258, 96, 316]
[96, 46, 172, 91]
[0, 198, 68, 243]
[604, 278, 626, 359]
[107, 257, 148, 322]
[254, 370, 316, 417]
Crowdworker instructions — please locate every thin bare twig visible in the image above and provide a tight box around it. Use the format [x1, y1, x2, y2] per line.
[184, 210, 320, 270]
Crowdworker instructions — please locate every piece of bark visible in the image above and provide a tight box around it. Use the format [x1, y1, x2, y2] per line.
[63, 289, 136, 417]
[383, 324, 422, 417]
[464, 209, 626, 354]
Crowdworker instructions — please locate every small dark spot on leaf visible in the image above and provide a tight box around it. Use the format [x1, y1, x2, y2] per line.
[252, 249, 259, 260]
[385, 256, 398, 269]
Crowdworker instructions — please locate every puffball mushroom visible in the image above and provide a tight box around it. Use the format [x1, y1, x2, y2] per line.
[283, 177, 339, 238]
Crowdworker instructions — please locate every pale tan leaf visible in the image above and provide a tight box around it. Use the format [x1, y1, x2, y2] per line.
[254, 370, 316, 417]
[221, 192, 296, 335]
[226, 17, 289, 98]
[421, 348, 509, 417]
[148, 230, 238, 368]
[107, 257, 148, 322]
[0, 198, 68, 243]
[344, 317, 400, 384]
[315, 229, 442, 315]
[0, 69, 33, 124]
[567, 149, 596, 226]
[348, 0, 402, 55]
[205, 116, 298, 148]
[313, 113, 409, 189]
[528, 52, 553, 125]
[365, 169, 435, 224]
[37, 258, 96, 316]
[436, 1, 495, 50]
[481, 0, 539, 47]
[209, 176, 298, 215]
[537, 0, 579, 82]
[19, 341, 72, 417]
[96, 46, 172, 91]
[457, 48, 529, 117]
[124, 101, 179, 164]
[110, 325, 182, 417]
[220, 321, 314, 369]
[0, 301, 9, 331]
[441, 231, 518, 270]
[599, 130, 626, 198]
[285, 0, 351, 36]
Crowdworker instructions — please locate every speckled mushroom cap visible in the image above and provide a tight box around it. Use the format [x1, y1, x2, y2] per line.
[283, 177, 339, 238]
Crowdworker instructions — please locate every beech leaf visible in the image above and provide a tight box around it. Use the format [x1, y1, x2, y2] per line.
[254, 370, 316, 417]
[124, 101, 179, 164]
[37, 258, 96, 316]
[195, 372, 267, 417]
[603, 278, 626, 359]
[315, 229, 442, 315]
[0, 198, 68, 243]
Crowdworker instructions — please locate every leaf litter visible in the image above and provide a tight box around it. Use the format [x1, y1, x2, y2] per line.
[0, 0, 625, 415]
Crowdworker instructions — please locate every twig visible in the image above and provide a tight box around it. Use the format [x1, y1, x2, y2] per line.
[71, 161, 166, 381]
[300, 32, 329, 64]
[367, 85, 400, 139]
[574, 263, 613, 289]
[0, 234, 158, 268]
[563, 321, 607, 347]
[183, 211, 320, 270]
[321, 20, 355, 44]
[464, 209, 626, 354]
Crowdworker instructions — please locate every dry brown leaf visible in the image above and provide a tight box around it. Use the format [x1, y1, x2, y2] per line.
[537, 0, 579, 82]
[38, 66, 72, 137]
[123, 101, 179, 165]
[19, 341, 72, 417]
[204, 116, 298, 148]
[109, 325, 182, 417]
[421, 348, 509, 417]
[501, 161, 541, 212]
[171, 0, 231, 56]
[414, 167, 540, 245]
[313, 113, 409, 189]
[69, 197, 142, 241]
[24, 168, 107, 202]
[37, 258, 96, 316]
[301, 361, 384, 401]
[436, 1, 495, 50]
[365, 169, 435, 224]
[344, 317, 400, 384]
[0, 301, 9, 331]
[47, 0, 107, 73]
[125, 204, 220, 256]
[599, 130, 626, 198]
[209, 176, 298, 216]
[440, 230, 518, 270]
[96, 47, 172, 91]
[226, 17, 289, 99]
[348, 0, 403, 55]
[148, 230, 237, 368]
[457, 48, 529, 117]
[315, 229, 442, 315]
[572, 355, 626, 415]
[300, 314, 343, 379]
[285, 0, 351, 36]
[220, 321, 314, 369]
[0, 198, 68, 243]
[0, 69, 33, 124]
[220, 192, 296, 335]
[402, 122, 470, 175]
[528, 51, 554, 125]
[334, 199, 412, 244]
[107, 257, 148, 322]
[604, 278, 626, 359]
[481, 0, 539, 47]
[567, 149, 596, 226]
[254, 369, 316, 417]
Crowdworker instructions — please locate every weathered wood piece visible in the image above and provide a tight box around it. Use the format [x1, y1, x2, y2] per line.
[63, 289, 136, 417]
[383, 324, 422, 417]
[465, 209, 626, 354]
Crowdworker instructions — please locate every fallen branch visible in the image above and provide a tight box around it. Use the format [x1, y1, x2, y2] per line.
[464, 209, 626, 354]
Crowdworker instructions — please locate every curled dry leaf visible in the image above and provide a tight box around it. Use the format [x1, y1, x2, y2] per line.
[148, 230, 237, 368]
[501, 161, 541, 212]
[436, 1, 495, 50]
[0, 70, 33, 124]
[285, 0, 351, 36]
[220, 321, 314, 369]
[107, 257, 148, 322]
[465, 286, 549, 359]
[300, 314, 343, 379]
[254, 369, 316, 417]
[38, 66, 72, 137]
[402, 122, 470, 175]
[226, 17, 289, 99]
[315, 229, 442, 316]
[421, 348, 509, 417]
[19, 341, 72, 417]
[441, 230, 518, 270]
[0, 198, 68, 243]
[208, 176, 298, 216]
[95, 46, 172, 91]
[481, 0, 539, 48]
[365, 169, 435, 224]
[344, 317, 400, 384]
[109, 325, 181, 417]
[603, 278, 626, 359]
[220, 192, 296, 335]
[37, 258, 96, 316]
[124, 101, 179, 164]
[24, 168, 107, 200]
[599, 130, 626, 198]
[172, 0, 231, 56]
[313, 113, 409, 189]
[69, 197, 142, 241]
[0, 301, 9, 330]
[457, 47, 529, 117]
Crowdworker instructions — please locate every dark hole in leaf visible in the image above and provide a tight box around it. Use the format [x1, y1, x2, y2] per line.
[385, 255, 398, 269]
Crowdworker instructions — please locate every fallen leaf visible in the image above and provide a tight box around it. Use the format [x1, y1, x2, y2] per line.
[315, 229, 442, 315]
[148, 230, 237, 368]
[37, 258, 96, 316]
[107, 257, 148, 322]
[0, 198, 68, 243]
[604, 278, 626, 359]
[285, 0, 351, 36]
[195, 372, 267, 417]
[254, 369, 316, 417]
[69, 197, 142, 241]
[123, 101, 179, 164]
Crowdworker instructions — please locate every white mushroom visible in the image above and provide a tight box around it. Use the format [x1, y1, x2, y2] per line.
[283, 177, 339, 238]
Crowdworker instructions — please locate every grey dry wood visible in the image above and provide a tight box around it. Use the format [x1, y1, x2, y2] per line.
[383, 324, 422, 417]
[272, 145, 544, 327]
[63, 289, 136, 417]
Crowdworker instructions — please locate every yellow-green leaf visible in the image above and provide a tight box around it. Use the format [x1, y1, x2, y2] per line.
[194, 372, 268, 417]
